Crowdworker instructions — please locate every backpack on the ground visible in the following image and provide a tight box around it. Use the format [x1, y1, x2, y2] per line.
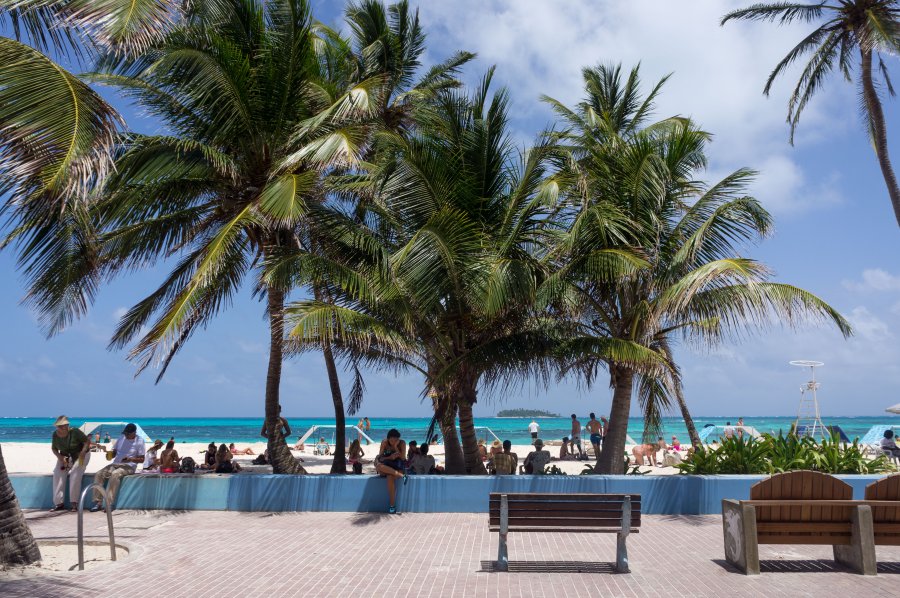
[180, 456, 196, 473]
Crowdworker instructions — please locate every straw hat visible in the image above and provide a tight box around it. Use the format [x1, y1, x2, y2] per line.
[53, 415, 70, 427]
[491, 439, 502, 449]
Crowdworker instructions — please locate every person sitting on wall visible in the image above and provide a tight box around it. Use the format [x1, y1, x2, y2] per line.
[520, 439, 551, 474]
[492, 440, 518, 475]
[409, 442, 436, 475]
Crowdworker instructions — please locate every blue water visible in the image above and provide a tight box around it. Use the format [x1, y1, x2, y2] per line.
[1, 416, 896, 445]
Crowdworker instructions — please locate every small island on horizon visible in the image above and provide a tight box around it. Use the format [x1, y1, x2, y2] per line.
[495, 408, 560, 418]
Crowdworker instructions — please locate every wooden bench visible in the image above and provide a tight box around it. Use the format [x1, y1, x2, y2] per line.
[865, 474, 900, 549]
[488, 493, 640, 573]
[722, 471, 876, 575]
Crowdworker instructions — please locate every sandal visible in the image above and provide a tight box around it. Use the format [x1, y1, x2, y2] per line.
[49, 503, 66, 512]
[388, 505, 397, 514]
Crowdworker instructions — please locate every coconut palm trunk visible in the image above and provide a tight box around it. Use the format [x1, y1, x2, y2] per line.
[323, 340, 348, 474]
[457, 394, 486, 475]
[674, 382, 701, 448]
[265, 284, 306, 474]
[596, 366, 634, 474]
[0, 445, 41, 566]
[860, 48, 900, 227]
[433, 392, 465, 474]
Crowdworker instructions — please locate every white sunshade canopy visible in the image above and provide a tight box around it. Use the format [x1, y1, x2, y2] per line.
[886, 404, 900, 415]
[79, 421, 152, 443]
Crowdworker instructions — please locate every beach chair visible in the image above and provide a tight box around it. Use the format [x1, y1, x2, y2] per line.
[722, 471, 876, 575]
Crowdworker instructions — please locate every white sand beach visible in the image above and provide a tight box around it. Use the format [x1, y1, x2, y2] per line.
[2, 441, 681, 476]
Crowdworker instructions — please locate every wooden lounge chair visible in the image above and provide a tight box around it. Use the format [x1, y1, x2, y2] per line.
[722, 471, 876, 575]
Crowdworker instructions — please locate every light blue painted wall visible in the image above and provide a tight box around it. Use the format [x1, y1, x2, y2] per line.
[10, 473, 891, 514]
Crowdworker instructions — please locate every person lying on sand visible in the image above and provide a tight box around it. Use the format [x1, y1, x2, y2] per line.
[228, 443, 254, 455]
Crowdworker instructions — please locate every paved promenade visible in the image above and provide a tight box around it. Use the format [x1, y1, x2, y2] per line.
[5, 509, 900, 597]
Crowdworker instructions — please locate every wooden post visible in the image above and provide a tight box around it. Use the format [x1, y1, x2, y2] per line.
[616, 495, 631, 573]
[496, 494, 509, 572]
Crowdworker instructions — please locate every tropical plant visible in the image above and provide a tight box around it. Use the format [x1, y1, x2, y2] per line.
[0, 0, 184, 568]
[723, 1, 900, 227]
[545, 63, 852, 475]
[77, 0, 367, 474]
[285, 71, 561, 474]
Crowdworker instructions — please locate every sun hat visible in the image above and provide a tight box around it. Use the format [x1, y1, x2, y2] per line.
[491, 439, 502, 448]
[53, 415, 70, 427]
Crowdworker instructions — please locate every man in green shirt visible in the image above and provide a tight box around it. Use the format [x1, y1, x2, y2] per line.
[50, 415, 90, 512]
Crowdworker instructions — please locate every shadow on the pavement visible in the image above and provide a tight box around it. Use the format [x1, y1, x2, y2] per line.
[0, 573, 87, 596]
[713, 558, 849, 573]
[350, 512, 393, 526]
[657, 515, 709, 527]
[479, 560, 617, 574]
[877, 562, 900, 574]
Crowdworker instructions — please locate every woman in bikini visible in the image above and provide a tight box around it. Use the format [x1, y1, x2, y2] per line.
[375, 429, 406, 514]
[159, 439, 181, 473]
[348, 438, 365, 474]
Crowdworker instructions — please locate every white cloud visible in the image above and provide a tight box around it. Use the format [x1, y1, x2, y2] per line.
[414, 0, 850, 215]
[112, 306, 128, 321]
[848, 306, 893, 342]
[842, 268, 900, 293]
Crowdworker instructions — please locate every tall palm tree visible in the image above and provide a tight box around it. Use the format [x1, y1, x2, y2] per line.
[84, 0, 358, 473]
[546, 64, 853, 474]
[281, 0, 472, 473]
[285, 71, 559, 474]
[722, 1, 900, 227]
[0, 0, 182, 567]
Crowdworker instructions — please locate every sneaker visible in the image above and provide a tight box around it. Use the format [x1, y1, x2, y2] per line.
[89, 503, 103, 513]
[49, 503, 66, 512]
[388, 505, 397, 514]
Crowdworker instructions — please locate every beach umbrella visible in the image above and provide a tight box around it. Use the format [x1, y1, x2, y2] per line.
[886, 403, 900, 414]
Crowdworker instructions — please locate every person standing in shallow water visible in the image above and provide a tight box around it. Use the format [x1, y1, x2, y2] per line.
[528, 419, 540, 443]
[375, 428, 407, 514]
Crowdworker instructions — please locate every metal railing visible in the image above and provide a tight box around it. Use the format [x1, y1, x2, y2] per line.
[76, 483, 117, 571]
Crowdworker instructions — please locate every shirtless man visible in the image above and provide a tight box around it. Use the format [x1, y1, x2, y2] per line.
[586, 413, 603, 458]
[569, 414, 583, 458]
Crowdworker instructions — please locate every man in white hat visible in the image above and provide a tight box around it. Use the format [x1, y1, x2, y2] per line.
[50, 415, 91, 512]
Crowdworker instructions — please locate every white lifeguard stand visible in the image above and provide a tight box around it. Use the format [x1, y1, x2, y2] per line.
[790, 360, 828, 440]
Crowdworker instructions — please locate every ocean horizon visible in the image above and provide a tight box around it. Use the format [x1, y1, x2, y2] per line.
[2, 415, 898, 445]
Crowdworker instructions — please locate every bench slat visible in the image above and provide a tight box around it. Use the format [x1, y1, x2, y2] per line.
[489, 527, 640, 533]
[489, 517, 640, 527]
[756, 522, 852, 533]
[489, 493, 639, 501]
[488, 507, 641, 516]
[489, 500, 641, 510]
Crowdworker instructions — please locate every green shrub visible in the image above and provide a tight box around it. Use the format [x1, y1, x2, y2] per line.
[676, 432, 896, 475]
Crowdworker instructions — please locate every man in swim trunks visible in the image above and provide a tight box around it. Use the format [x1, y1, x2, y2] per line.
[569, 414, 583, 458]
[586, 412, 603, 458]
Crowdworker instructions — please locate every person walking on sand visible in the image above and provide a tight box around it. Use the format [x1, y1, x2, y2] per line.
[528, 419, 540, 443]
[375, 429, 407, 514]
[89, 423, 145, 512]
[586, 413, 603, 458]
[50, 416, 91, 512]
[570, 414, 584, 458]
[364, 417, 372, 445]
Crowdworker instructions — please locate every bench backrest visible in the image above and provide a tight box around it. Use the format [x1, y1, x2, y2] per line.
[864, 474, 900, 544]
[749, 471, 854, 544]
[488, 493, 641, 531]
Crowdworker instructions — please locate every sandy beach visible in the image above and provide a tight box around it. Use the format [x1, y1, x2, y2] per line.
[2, 440, 680, 476]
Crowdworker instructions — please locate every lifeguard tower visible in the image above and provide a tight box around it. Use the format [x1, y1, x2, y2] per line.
[790, 360, 828, 440]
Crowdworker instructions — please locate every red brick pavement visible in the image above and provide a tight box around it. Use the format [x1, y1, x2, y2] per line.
[4, 509, 900, 597]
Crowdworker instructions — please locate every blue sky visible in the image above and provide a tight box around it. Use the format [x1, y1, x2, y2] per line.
[3, 1, 900, 418]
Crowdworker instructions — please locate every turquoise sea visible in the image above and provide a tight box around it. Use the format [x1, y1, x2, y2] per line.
[1, 416, 897, 445]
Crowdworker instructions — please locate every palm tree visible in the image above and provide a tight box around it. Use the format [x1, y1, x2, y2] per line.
[722, 1, 900, 227]
[0, 0, 181, 567]
[546, 64, 853, 474]
[296, 0, 472, 473]
[285, 71, 559, 474]
[85, 0, 356, 473]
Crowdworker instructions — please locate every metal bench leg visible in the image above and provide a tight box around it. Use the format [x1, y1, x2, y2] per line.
[616, 495, 631, 573]
[496, 494, 509, 572]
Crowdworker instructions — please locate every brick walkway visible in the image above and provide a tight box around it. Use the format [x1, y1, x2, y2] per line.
[5, 509, 900, 597]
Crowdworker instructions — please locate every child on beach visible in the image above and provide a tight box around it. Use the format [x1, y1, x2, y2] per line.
[375, 429, 407, 514]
